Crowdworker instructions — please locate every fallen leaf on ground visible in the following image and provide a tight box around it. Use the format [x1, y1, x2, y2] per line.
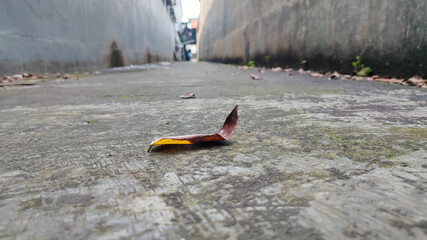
[407, 76, 426, 87]
[271, 67, 283, 72]
[351, 76, 365, 81]
[251, 74, 262, 80]
[12, 74, 23, 80]
[298, 68, 305, 74]
[310, 73, 324, 77]
[231, 72, 240, 76]
[285, 68, 293, 72]
[179, 92, 196, 99]
[375, 78, 407, 85]
[329, 71, 340, 80]
[148, 105, 239, 152]
[259, 68, 266, 73]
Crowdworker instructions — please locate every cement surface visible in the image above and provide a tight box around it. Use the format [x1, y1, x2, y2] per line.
[0, 62, 426, 239]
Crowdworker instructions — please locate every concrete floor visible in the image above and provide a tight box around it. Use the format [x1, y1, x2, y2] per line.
[0, 62, 426, 239]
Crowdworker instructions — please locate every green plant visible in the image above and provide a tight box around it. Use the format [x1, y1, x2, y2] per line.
[246, 60, 255, 67]
[352, 56, 372, 77]
[301, 60, 307, 65]
[265, 56, 270, 65]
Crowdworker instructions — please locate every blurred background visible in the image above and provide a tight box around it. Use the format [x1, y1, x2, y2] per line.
[0, 0, 425, 78]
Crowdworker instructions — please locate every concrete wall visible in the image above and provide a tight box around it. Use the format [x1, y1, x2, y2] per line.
[198, 0, 427, 78]
[0, 0, 176, 74]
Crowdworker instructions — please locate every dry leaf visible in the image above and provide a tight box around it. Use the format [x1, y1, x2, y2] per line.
[148, 105, 239, 152]
[375, 78, 406, 85]
[179, 92, 196, 99]
[231, 72, 240, 77]
[12, 74, 23, 80]
[329, 71, 340, 80]
[251, 74, 262, 80]
[310, 73, 324, 77]
[271, 67, 283, 72]
[407, 76, 426, 87]
[298, 68, 305, 74]
[285, 68, 293, 72]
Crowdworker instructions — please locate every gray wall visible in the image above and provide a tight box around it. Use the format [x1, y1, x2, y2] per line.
[0, 0, 176, 74]
[198, 0, 427, 78]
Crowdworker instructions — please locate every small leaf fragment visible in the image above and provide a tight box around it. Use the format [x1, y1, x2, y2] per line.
[251, 74, 262, 80]
[180, 92, 196, 99]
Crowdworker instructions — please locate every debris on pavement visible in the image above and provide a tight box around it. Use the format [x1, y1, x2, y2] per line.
[310, 73, 324, 77]
[231, 72, 240, 77]
[298, 68, 305, 74]
[271, 67, 283, 72]
[179, 92, 196, 99]
[407, 76, 426, 87]
[0, 72, 93, 88]
[148, 105, 239, 152]
[329, 71, 340, 80]
[251, 74, 262, 80]
[284, 68, 293, 72]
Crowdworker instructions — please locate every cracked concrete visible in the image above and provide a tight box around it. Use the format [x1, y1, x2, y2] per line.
[0, 62, 426, 239]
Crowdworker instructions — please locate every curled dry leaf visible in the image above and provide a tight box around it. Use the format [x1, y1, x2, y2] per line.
[148, 105, 239, 152]
[329, 71, 340, 80]
[298, 68, 305, 74]
[251, 74, 262, 80]
[271, 67, 283, 72]
[179, 92, 196, 99]
[407, 76, 426, 87]
[310, 73, 324, 77]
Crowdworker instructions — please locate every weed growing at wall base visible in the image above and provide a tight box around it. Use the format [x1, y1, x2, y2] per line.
[246, 60, 255, 67]
[352, 56, 372, 77]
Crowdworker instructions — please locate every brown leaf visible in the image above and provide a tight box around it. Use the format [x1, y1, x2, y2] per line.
[12, 74, 23, 80]
[298, 68, 305, 74]
[374, 78, 405, 85]
[310, 73, 324, 77]
[284, 68, 293, 72]
[251, 74, 262, 80]
[148, 105, 239, 152]
[271, 67, 283, 72]
[330, 71, 340, 79]
[407, 76, 426, 87]
[179, 92, 196, 99]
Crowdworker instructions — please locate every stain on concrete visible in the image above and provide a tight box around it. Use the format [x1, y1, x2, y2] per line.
[110, 41, 125, 68]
